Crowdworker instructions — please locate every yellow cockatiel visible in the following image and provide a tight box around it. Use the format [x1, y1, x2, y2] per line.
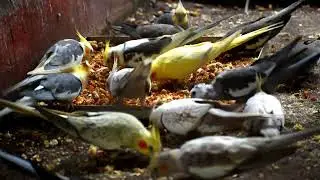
[151, 23, 283, 81]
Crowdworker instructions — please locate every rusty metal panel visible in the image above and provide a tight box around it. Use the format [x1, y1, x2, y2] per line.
[0, 0, 135, 91]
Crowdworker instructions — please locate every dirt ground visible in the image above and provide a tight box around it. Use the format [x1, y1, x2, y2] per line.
[1, 0, 320, 180]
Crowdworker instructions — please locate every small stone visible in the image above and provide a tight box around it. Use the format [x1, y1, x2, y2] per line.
[258, 173, 264, 178]
[32, 154, 42, 162]
[49, 139, 59, 147]
[21, 153, 27, 159]
[232, 174, 239, 178]
[44, 140, 50, 148]
[64, 138, 73, 143]
[5, 131, 12, 138]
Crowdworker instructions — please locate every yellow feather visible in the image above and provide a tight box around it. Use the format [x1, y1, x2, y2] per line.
[103, 40, 111, 63]
[227, 22, 284, 51]
[151, 31, 241, 80]
[75, 29, 93, 51]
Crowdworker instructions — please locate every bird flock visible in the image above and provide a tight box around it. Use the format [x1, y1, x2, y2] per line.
[0, 0, 320, 179]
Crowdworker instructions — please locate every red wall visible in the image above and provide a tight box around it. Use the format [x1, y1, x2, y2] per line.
[0, 0, 135, 90]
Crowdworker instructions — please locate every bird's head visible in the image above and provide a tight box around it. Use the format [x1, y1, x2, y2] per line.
[134, 125, 162, 158]
[172, 0, 189, 29]
[76, 30, 94, 55]
[190, 83, 214, 99]
[70, 60, 95, 83]
[149, 149, 183, 178]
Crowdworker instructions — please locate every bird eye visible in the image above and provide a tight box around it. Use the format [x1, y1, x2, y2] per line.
[191, 91, 196, 97]
[148, 146, 154, 153]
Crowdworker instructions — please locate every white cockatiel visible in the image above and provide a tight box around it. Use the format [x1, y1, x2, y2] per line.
[150, 126, 320, 179]
[149, 98, 273, 136]
[243, 91, 285, 137]
[0, 62, 92, 118]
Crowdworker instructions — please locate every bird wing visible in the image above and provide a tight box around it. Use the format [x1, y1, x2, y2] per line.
[108, 68, 133, 96]
[264, 52, 320, 93]
[3, 75, 47, 96]
[179, 136, 257, 179]
[156, 99, 212, 135]
[214, 67, 261, 98]
[151, 42, 212, 80]
[154, 12, 174, 25]
[136, 24, 181, 38]
[28, 74, 82, 102]
[28, 39, 84, 75]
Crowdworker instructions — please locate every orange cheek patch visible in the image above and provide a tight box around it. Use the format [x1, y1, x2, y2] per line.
[138, 140, 148, 149]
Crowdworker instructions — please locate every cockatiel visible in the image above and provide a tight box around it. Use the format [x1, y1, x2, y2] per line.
[150, 23, 283, 81]
[263, 37, 320, 93]
[0, 99, 162, 158]
[107, 55, 152, 105]
[190, 37, 320, 101]
[149, 98, 273, 136]
[105, 16, 233, 68]
[0, 62, 92, 118]
[224, 0, 306, 57]
[112, 23, 182, 39]
[155, 0, 189, 29]
[0, 149, 72, 180]
[243, 75, 285, 137]
[150, 126, 320, 179]
[27, 30, 93, 75]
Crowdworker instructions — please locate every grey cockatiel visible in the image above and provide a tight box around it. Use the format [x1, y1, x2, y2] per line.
[27, 31, 93, 75]
[112, 23, 182, 39]
[224, 0, 306, 57]
[0, 99, 162, 158]
[106, 16, 232, 68]
[0, 62, 91, 118]
[263, 37, 320, 93]
[154, 0, 189, 29]
[149, 98, 273, 136]
[190, 37, 320, 101]
[243, 75, 285, 137]
[107, 56, 152, 105]
[151, 126, 320, 179]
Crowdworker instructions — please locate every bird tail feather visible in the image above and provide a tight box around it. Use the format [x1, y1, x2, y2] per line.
[112, 24, 141, 39]
[226, 22, 284, 51]
[263, 126, 320, 151]
[0, 97, 44, 119]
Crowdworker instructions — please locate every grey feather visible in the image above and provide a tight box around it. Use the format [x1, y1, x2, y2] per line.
[22, 74, 83, 102]
[150, 98, 271, 136]
[27, 39, 84, 75]
[36, 108, 148, 150]
[243, 91, 285, 137]
[107, 58, 152, 101]
[190, 37, 312, 100]
[113, 23, 181, 39]
[111, 16, 233, 67]
[225, 0, 305, 56]
[153, 126, 320, 179]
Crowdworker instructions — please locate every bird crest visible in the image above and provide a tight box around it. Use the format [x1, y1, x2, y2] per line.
[75, 29, 93, 52]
